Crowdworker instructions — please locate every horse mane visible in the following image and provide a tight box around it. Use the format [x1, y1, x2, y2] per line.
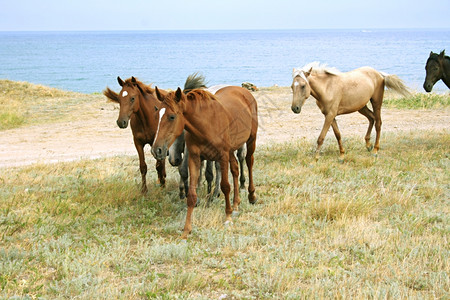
[183, 72, 207, 93]
[162, 88, 216, 113]
[123, 77, 155, 94]
[186, 89, 217, 102]
[293, 62, 341, 78]
[427, 50, 449, 63]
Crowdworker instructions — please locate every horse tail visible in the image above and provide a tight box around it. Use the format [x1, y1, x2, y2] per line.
[183, 72, 207, 94]
[103, 87, 120, 103]
[380, 72, 412, 98]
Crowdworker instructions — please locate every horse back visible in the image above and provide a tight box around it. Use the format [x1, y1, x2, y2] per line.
[215, 86, 258, 149]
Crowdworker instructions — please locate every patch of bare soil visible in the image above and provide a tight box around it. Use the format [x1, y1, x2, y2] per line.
[0, 88, 448, 168]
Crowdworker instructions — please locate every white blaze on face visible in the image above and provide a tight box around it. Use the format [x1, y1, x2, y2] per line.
[293, 81, 300, 87]
[153, 108, 166, 144]
[122, 91, 128, 97]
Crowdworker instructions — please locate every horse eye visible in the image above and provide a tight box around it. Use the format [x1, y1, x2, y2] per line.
[130, 97, 135, 103]
[169, 115, 176, 121]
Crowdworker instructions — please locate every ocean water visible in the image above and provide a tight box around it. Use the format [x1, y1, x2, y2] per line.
[0, 29, 449, 93]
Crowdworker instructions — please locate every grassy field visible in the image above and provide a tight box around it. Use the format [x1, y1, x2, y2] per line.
[0, 80, 103, 130]
[1, 130, 449, 299]
[1, 80, 449, 298]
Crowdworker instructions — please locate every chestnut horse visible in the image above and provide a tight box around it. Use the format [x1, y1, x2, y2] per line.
[169, 85, 247, 200]
[151, 86, 258, 239]
[424, 50, 450, 92]
[103, 74, 205, 193]
[291, 62, 411, 160]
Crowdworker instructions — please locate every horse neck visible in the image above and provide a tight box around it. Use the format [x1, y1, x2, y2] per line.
[441, 57, 450, 88]
[183, 98, 222, 140]
[135, 93, 158, 134]
[308, 73, 329, 100]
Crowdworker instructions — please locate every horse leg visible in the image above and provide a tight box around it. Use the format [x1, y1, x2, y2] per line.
[181, 151, 201, 239]
[134, 139, 148, 194]
[178, 152, 189, 199]
[315, 114, 335, 160]
[330, 118, 345, 160]
[237, 146, 246, 189]
[219, 153, 233, 224]
[213, 161, 221, 198]
[358, 105, 375, 151]
[179, 147, 189, 199]
[205, 160, 214, 198]
[373, 106, 383, 155]
[155, 159, 166, 187]
[246, 138, 257, 204]
[229, 151, 241, 213]
[371, 91, 384, 155]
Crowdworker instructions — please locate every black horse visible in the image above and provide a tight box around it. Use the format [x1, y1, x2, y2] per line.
[424, 50, 450, 92]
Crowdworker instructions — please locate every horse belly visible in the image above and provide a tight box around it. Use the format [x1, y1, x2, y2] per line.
[338, 81, 375, 114]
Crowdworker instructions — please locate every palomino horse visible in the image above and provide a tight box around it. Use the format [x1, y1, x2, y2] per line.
[424, 50, 450, 92]
[291, 62, 411, 160]
[151, 86, 258, 239]
[103, 74, 205, 193]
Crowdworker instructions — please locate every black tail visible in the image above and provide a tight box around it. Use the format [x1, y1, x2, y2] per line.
[183, 72, 207, 94]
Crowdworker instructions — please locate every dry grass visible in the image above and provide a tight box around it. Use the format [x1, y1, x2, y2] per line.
[1, 130, 448, 299]
[0, 80, 104, 129]
[1, 81, 448, 298]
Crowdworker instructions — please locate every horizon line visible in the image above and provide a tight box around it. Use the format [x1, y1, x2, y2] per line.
[1, 27, 450, 33]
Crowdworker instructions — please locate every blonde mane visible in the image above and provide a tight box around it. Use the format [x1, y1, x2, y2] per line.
[293, 62, 341, 78]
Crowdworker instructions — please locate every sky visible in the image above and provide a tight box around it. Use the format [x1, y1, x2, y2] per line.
[0, 0, 449, 31]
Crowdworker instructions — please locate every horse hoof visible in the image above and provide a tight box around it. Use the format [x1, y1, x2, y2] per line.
[232, 211, 240, 217]
[249, 198, 257, 205]
[367, 145, 374, 152]
[224, 220, 233, 227]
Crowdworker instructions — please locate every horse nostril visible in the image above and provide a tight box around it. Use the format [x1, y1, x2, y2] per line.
[291, 106, 301, 114]
[175, 158, 181, 165]
[117, 119, 127, 128]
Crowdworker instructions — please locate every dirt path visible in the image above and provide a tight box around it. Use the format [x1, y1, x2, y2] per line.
[0, 88, 449, 168]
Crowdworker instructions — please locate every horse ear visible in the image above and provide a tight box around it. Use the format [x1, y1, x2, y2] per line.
[118, 76, 124, 87]
[305, 67, 312, 77]
[131, 76, 137, 83]
[439, 50, 445, 58]
[155, 86, 164, 102]
[175, 87, 183, 103]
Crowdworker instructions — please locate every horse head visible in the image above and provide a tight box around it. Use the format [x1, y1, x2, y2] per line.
[424, 50, 445, 93]
[168, 130, 185, 166]
[113, 76, 151, 128]
[151, 87, 186, 161]
[291, 68, 312, 114]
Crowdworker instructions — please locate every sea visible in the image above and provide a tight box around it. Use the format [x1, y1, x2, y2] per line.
[0, 29, 449, 94]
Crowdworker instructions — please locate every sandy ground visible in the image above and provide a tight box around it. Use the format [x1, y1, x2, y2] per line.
[0, 88, 449, 168]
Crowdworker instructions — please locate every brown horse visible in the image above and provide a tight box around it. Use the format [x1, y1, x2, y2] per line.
[103, 74, 206, 194]
[151, 86, 258, 239]
[103, 77, 167, 193]
[424, 50, 450, 92]
[291, 62, 411, 160]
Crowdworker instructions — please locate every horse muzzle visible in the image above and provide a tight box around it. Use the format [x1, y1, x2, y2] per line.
[116, 118, 129, 129]
[169, 156, 182, 167]
[151, 145, 168, 161]
[291, 105, 301, 114]
[423, 82, 432, 93]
